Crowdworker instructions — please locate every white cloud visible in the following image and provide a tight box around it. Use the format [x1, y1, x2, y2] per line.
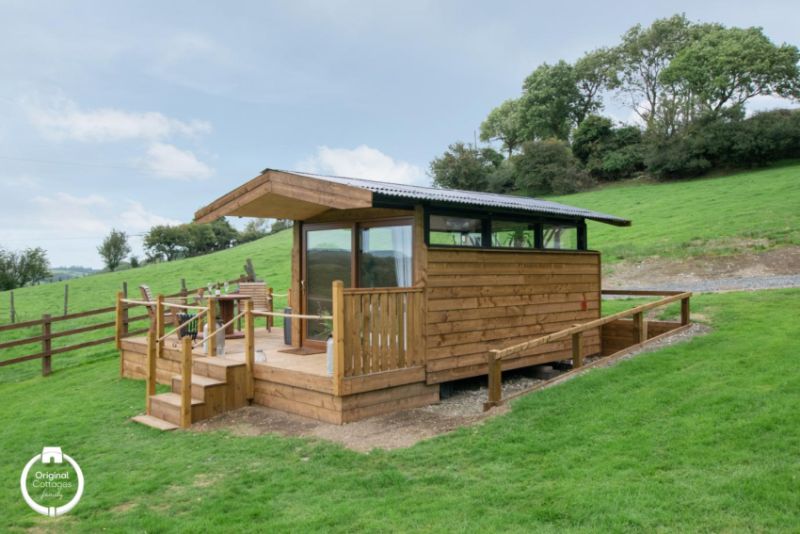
[298, 145, 428, 186]
[0, 192, 181, 267]
[141, 142, 214, 181]
[25, 95, 211, 142]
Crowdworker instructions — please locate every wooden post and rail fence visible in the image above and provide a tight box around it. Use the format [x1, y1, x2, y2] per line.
[485, 290, 692, 409]
[0, 262, 264, 377]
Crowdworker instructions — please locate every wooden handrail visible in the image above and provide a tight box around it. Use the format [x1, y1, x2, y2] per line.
[485, 290, 692, 407]
[250, 310, 333, 321]
[342, 286, 424, 295]
[491, 291, 692, 360]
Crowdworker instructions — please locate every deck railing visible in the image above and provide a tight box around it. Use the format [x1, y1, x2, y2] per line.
[340, 285, 424, 378]
[485, 289, 692, 408]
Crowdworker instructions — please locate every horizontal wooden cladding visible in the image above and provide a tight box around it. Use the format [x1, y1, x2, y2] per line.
[253, 363, 333, 394]
[426, 273, 599, 288]
[423, 247, 601, 383]
[427, 331, 601, 370]
[427, 262, 600, 276]
[427, 249, 600, 264]
[340, 366, 426, 395]
[428, 308, 600, 339]
[428, 293, 597, 315]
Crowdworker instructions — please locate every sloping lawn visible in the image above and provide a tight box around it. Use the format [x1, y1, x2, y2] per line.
[2, 288, 799, 532]
[552, 162, 800, 262]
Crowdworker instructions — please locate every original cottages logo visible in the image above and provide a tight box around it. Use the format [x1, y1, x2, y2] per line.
[20, 447, 84, 517]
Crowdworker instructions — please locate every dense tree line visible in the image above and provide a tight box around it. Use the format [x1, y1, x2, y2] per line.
[431, 14, 800, 195]
[142, 218, 291, 263]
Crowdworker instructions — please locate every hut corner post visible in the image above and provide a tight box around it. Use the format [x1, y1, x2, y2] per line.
[332, 280, 345, 396]
[244, 300, 255, 401]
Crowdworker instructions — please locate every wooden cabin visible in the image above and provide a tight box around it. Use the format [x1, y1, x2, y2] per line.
[120, 168, 632, 427]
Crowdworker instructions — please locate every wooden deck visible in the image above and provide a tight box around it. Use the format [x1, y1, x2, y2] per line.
[120, 327, 438, 424]
[123, 328, 329, 377]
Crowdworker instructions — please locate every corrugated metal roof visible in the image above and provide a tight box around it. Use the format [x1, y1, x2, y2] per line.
[273, 169, 630, 227]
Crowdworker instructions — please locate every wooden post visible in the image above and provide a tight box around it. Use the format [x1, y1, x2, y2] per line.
[245, 258, 256, 281]
[244, 300, 255, 401]
[207, 297, 217, 357]
[155, 294, 165, 359]
[41, 314, 52, 376]
[180, 278, 188, 305]
[487, 350, 502, 407]
[115, 291, 124, 350]
[681, 296, 691, 326]
[63, 284, 69, 316]
[9, 290, 15, 324]
[180, 336, 192, 428]
[146, 331, 156, 414]
[572, 331, 584, 368]
[332, 280, 344, 396]
[267, 287, 274, 331]
[633, 312, 647, 344]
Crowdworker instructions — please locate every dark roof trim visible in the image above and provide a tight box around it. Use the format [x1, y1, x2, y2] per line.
[266, 168, 631, 227]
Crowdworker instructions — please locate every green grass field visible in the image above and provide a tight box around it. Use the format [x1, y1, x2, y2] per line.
[553, 161, 800, 262]
[2, 289, 799, 532]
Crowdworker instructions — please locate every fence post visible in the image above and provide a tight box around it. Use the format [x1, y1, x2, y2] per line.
[487, 350, 502, 407]
[572, 331, 584, 368]
[267, 287, 274, 331]
[207, 297, 217, 357]
[681, 296, 691, 326]
[244, 300, 255, 401]
[332, 280, 344, 396]
[115, 291, 124, 350]
[41, 314, 52, 376]
[180, 278, 188, 305]
[10, 290, 15, 324]
[155, 294, 165, 359]
[63, 284, 69, 316]
[146, 331, 156, 414]
[633, 312, 647, 344]
[180, 336, 192, 428]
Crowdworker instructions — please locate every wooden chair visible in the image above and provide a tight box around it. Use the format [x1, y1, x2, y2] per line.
[238, 282, 273, 331]
[139, 285, 183, 330]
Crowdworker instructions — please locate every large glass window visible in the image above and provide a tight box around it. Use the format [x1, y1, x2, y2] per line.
[304, 227, 352, 342]
[359, 223, 413, 287]
[492, 220, 536, 248]
[429, 215, 483, 247]
[543, 224, 578, 249]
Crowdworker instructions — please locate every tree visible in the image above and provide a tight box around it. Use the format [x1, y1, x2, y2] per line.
[429, 142, 501, 191]
[662, 26, 800, 114]
[238, 219, 270, 243]
[480, 99, 525, 157]
[144, 225, 184, 262]
[520, 61, 582, 141]
[269, 219, 293, 234]
[97, 229, 131, 272]
[0, 247, 50, 290]
[611, 14, 714, 131]
[574, 48, 617, 124]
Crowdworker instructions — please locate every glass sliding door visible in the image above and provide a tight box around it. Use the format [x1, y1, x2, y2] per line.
[303, 225, 353, 346]
[358, 220, 413, 288]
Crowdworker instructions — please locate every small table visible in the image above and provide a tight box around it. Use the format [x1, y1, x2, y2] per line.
[211, 294, 252, 339]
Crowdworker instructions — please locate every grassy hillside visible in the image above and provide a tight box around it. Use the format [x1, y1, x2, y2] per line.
[553, 162, 800, 263]
[1, 163, 798, 381]
[3, 289, 799, 531]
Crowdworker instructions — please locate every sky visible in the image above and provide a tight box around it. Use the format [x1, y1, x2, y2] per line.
[1, 0, 798, 268]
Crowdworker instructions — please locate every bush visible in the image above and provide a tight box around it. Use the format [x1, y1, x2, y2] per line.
[513, 139, 594, 195]
[573, 116, 644, 180]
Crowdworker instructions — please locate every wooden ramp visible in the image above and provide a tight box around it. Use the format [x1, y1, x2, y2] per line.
[132, 356, 249, 431]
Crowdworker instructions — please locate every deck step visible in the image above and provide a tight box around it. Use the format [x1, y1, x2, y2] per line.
[171, 373, 226, 388]
[131, 414, 179, 431]
[151, 392, 204, 407]
[193, 356, 246, 381]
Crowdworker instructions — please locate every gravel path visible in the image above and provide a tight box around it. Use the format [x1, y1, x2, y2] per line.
[614, 274, 800, 294]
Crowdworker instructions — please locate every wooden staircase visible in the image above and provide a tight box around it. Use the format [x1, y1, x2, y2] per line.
[132, 356, 249, 431]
